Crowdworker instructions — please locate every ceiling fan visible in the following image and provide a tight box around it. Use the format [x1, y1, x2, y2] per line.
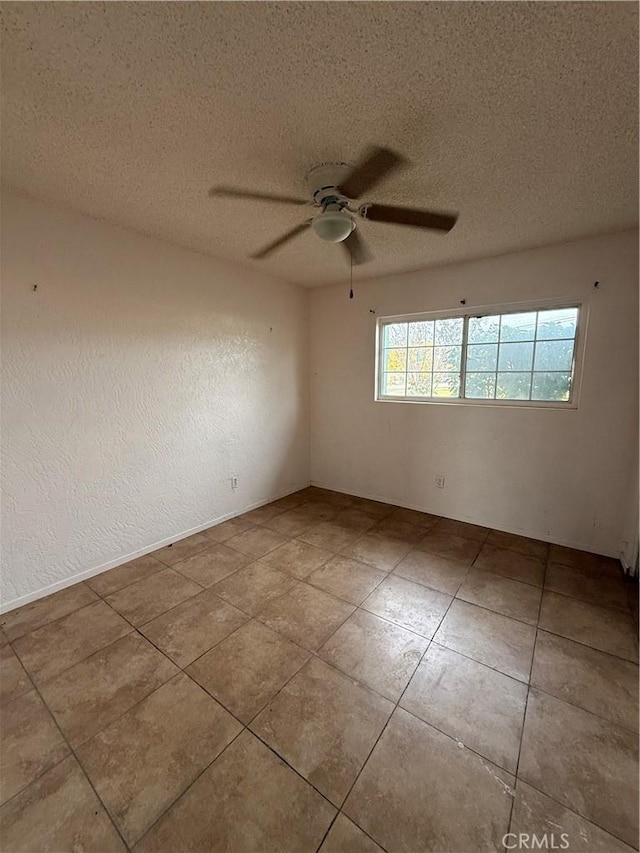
[209, 146, 458, 265]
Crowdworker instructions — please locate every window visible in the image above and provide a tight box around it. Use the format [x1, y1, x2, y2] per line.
[377, 304, 582, 406]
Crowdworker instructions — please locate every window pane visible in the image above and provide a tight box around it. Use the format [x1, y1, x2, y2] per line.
[499, 312, 537, 342]
[496, 372, 532, 400]
[433, 373, 460, 397]
[534, 340, 574, 371]
[407, 347, 433, 371]
[468, 315, 500, 344]
[408, 321, 434, 346]
[537, 308, 578, 340]
[465, 373, 496, 399]
[383, 348, 407, 372]
[383, 323, 408, 348]
[466, 343, 498, 372]
[433, 345, 462, 372]
[407, 373, 432, 397]
[498, 341, 534, 371]
[434, 317, 464, 345]
[532, 372, 571, 401]
[381, 373, 406, 396]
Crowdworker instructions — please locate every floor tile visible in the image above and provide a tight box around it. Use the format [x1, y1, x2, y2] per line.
[434, 599, 536, 682]
[295, 500, 343, 522]
[299, 521, 361, 552]
[171, 543, 250, 587]
[202, 516, 255, 543]
[343, 708, 514, 853]
[511, 780, 636, 853]
[434, 517, 490, 542]
[457, 568, 542, 625]
[319, 610, 427, 702]
[319, 814, 384, 853]
[538, 591, 638, 662]
[531, 631, 639, 731]
[306, 489, 353, 508]
[519, 689, 639, 847]
[251, 658, 393, 805]
[268, 493, 308, 512]
[341, 533, 411, 571]
[225, 526, 288, 558]
[308, 556, 386, 605]
[88, 554, 165, 597]
[474, 543, 546, 586]
[368, 517, 426, 545]
[0, 689, 70, 805]
[106, 568, 202, 626]
[545, 562, 629, 612]
[155, 533, 212, 566]
[389, 506, 439, 528]
[0, 756, 126, 853]
[140, 589, 247, 667]
[548, 544, 608, 573]
[188, 619, 309, 723]
[486, 529, 549, 560]
[331, 507, 379, 533]
[0, 643, 31, 706]
[362, 575, 451, 638]
[77, 673, 241, 844]
[393, 549, 469, 595]
[256, 539, 333, 580]
[400, 643, 527, 772]
[212, 562, 297, 615]
[261, 508, 321, 538]
[13, 601, 131, 684]
[416, 530, 482, 565]
[257, 583, 355, 650]
[348, 497, 394, 518]
[0, 583, 98, 641]
[38, 633, 179, 747]
[134, 730, 335, 853]
[240, 503, 287, 524]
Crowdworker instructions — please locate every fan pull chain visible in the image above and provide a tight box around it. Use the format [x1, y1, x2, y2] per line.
[349, 254, 354, 299]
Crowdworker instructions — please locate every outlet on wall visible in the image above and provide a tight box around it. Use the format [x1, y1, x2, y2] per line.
[435, 475, 445, 489]
[231, 475, 239, 491]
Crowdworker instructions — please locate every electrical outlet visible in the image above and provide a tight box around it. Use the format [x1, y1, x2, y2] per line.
[231, 476, 239, 491]
[435, 475, 445, 489]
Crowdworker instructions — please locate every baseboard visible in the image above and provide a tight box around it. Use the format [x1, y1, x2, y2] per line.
[1, 482, 311, 615]
[310, 480, 622, 561]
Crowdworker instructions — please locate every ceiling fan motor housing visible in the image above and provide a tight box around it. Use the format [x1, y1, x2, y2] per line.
[306, 162, 353, 206]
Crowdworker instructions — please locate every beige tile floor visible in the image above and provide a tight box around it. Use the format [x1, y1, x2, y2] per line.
[1, 486, 638, 852]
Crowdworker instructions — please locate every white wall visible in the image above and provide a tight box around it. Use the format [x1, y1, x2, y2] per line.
[1, 191, 309, 609]
[310, 230, 639, 559]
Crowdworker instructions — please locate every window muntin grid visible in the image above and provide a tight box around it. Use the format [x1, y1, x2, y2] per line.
[378, 306, 580, 405]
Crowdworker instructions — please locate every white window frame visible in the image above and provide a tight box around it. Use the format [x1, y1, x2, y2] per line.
[375, 298, 588, 409]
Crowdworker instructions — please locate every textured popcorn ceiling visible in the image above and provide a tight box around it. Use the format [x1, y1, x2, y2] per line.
[1, 2, 637, 286]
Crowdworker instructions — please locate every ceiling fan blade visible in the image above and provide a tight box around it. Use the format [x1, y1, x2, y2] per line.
[342, 229, 372, 265]
[338, 146, 406, 200]
[251, 222, 310, 259]
[209, 187, 308, 205]
[363, 203, 457, 232]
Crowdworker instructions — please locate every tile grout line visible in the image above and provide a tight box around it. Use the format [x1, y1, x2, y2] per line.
[503, 549, 551, 851]
[2, 642, 134, 852]
[3, 489, 637, 850]
[320, 557, 475, 850]
[13, 558, 632, 853]
[507, 773, 640, 851]
[130, 724, 248, 851]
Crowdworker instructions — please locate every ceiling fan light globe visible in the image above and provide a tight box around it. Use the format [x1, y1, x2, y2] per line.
[311, 211, 355, 243]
